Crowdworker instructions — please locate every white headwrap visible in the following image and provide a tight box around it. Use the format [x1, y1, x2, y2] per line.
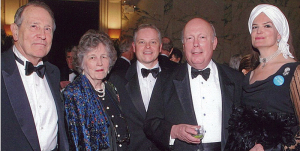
[248, 4, 294, 59]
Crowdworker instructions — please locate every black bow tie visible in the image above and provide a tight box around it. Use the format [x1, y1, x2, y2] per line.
[14, 54, 46, 78]
[141, 68, 159, 78]
[191, 67, 210, 81]
[69, 69, 75, 74]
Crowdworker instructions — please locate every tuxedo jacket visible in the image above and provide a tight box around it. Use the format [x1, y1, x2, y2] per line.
[109, 61, 171, 151]
[144, 62, 244, 151]
[110, 57, 131, 78]
[1, 48, 69, 151]
[60, 65, 79, 81]
[158, 55, 178, 71]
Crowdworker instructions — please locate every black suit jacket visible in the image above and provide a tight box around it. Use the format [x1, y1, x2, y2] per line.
[158, 55, 178, 71]
[1, 48, 69, 151]
[144, 62, 243, 151]
[110, 57, 131, 77]
[60, 65, 79, 81]
[109, 62, 171, 151]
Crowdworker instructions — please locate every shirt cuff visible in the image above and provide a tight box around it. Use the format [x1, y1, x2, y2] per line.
[169, 135, 175, 145]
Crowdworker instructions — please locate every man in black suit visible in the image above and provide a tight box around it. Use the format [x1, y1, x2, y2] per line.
[158, 37, 178, 70]
[144, 18, 243, 151]
[110, 37, 135, 77]
[60, 46, 79, 89]
[1, 1, 69, 151]
[109, 24, 169, 151]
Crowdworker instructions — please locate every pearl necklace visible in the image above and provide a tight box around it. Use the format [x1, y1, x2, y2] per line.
[95, 83, 105, 98]
[259, 49, 281, 68]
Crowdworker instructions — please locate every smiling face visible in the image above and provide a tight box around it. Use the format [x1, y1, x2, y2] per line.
[133, 28, 161, 68]
[83, 43, 110, 86]
[182, 18, 217, 70]
[11, 5, 54, 65]
[251, 13, 280, 50]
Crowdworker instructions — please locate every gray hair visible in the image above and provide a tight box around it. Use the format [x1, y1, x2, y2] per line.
[119, 37, 133, 54]
[229, 54, 242, 70]
[162, 37, 173, 52]
[14, 1, 56, 32]
[133, 24, 162, 44]
[181, 22, 216, 44]
[73, 29, 117, 74]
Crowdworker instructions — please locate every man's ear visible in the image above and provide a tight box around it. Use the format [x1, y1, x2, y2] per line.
[10, 23, 19, 41]
[159, 43, 162, 53]
[132, 42, 136, 53]
[213, 37, 218, 50]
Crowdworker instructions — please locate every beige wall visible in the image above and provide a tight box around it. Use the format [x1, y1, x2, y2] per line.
[121, 0, 300, 63]
[1, 0, 28, 34]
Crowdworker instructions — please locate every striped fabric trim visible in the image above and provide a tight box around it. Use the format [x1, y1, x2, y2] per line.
[290, 65, 300, 122]
[286, 65, 300, 150]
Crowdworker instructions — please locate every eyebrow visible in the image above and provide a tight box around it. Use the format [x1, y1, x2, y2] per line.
[252, 21, 273, 25]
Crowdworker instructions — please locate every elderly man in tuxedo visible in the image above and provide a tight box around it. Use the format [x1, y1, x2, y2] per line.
[144, 18, 243, 151]
[1, 1, 69, 151]
[109, 24, 171, 151]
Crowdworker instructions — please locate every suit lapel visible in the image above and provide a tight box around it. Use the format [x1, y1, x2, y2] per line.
[125, 63, 147, 118]
[216, 63, 235, 150]
[2, 49, 41, 151]
[44, 62, 69, 151]
[173, 63, 197, 125]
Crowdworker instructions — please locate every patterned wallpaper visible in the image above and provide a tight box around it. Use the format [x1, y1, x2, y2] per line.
[121, 0, 300, 64]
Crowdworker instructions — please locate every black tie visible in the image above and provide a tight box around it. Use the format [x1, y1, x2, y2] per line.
[14, 54, 46, 78]
[141, 68, 159, 78]
[191, 67, 210, 81]
[69, 69, 74, 74]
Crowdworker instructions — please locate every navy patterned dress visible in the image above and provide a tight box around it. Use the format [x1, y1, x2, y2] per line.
[63, 75, 129, 151]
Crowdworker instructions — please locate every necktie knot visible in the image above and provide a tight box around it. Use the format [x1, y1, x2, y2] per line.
[191, 67, 210, 80]
[141, 68, 159, 78]
[25, 61, 46, 78]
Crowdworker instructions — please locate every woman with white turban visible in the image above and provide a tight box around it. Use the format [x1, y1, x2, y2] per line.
[226, 4, 300, 151]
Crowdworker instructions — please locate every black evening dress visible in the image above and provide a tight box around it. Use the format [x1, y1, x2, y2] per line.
[226, 62, 300, 151]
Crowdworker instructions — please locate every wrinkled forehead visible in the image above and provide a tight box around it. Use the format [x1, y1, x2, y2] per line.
[184, 21, 213, 36]
[23, 6, 54, 26]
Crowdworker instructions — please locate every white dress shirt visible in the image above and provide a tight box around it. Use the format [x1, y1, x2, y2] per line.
[13, 46, 58, 151]
[69, 71, 77, 82]
[136, 61, 160, 111]
[188, 60, 222, 143]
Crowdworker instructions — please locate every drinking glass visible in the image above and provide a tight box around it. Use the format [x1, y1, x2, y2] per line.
[192, 125, 205, 139]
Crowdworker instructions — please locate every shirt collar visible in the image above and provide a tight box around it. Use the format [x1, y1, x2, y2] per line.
[137, 60, 161, 76]
[13, 45, 44, 67]
[188, 60, 216, 80]
[120, 56, 131, 64]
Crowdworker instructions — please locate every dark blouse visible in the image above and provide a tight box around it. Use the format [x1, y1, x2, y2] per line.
[242, 62, 298, 113]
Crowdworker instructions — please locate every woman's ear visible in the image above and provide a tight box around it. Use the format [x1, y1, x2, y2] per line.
[277, 33, 281, 41]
